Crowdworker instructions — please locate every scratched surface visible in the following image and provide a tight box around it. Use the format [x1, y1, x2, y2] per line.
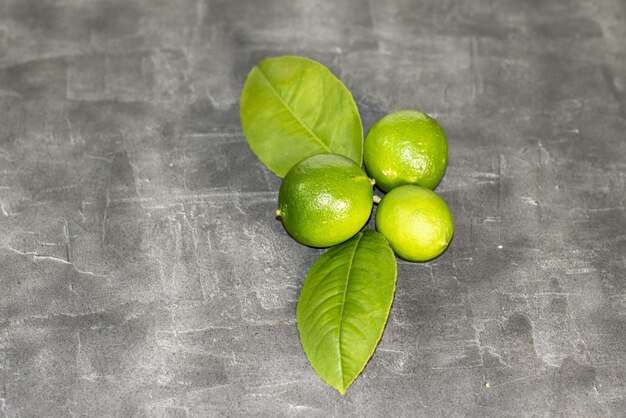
[0, 0, 625, 416]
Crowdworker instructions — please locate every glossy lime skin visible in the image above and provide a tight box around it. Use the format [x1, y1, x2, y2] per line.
[364, 110, 447, 192]
[278, 154, 374, 248]
[375, 185, 453, 262]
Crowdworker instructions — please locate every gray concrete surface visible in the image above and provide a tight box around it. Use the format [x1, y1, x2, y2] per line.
[1, 0, 625, 416]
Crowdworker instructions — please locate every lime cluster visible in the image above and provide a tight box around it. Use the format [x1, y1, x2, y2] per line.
[277, 110, 454, 262]
[366, 110, 454, 262]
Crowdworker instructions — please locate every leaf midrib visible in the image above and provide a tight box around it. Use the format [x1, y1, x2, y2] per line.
[255, 65, 331, 153]
[336, 231, 364, 391]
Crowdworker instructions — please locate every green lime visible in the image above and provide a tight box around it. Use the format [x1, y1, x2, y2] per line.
[278, 153, 374, 247]
[375, 185, 453, 262]
[364, 110, 447, 192]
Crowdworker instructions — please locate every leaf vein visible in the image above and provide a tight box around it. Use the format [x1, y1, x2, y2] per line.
[299, 263, 347, 309]
[337, 231, 364, 390]
[255, 65, 331, 153]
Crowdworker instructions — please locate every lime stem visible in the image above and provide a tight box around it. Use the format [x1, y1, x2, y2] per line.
[369, 178, 376, 186]
[275, 209, 282, 218]
[373, 195, 381, 204]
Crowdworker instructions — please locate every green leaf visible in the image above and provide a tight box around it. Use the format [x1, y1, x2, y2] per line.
[240, 56, 363, 177]
[296, 229, 397, 394]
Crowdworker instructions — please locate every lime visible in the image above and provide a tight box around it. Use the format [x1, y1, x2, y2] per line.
[364, 110, 447, 192]
[375, 185, 453, 262]
[278, 154, 374, 247]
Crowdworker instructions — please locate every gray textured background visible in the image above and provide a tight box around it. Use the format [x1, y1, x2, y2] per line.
[1, 0, 625, 416]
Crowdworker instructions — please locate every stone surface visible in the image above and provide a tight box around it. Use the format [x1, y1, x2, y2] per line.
[1, 0, 625, 416]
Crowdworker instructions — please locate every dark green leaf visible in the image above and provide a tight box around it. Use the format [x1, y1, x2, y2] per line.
[240, 56, 363, 177]
[297, 229, 397, 394]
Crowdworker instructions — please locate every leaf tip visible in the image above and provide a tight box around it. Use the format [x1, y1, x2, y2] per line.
[331, 383, 349, 396]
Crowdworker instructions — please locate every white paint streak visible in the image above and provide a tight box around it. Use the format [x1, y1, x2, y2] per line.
[6, 247, 105, 277]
